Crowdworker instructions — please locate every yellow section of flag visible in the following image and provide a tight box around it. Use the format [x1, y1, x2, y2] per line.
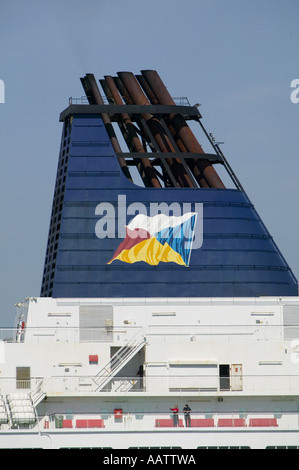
[109, 237, 186, 266]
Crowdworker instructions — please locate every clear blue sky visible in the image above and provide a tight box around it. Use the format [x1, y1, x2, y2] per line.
[0, 0, 298, 326]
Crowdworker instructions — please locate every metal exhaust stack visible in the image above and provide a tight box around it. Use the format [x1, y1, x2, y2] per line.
[78, 69, 229, 190]
[80, 73, 132, 182]
[113, 75, 177, 187]
[140, 70, 225, 189]
[136, 74, 209, 189]
[117, 71, 196, 189]
[99, 77, 151, 187]
[102, 76, 161, 188]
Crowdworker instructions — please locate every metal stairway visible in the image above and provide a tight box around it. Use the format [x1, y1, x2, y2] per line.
[93, 329, 146, 392]
[30, 379, 47, 406]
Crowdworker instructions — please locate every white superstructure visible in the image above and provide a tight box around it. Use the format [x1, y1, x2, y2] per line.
[0, 296, 299, 449]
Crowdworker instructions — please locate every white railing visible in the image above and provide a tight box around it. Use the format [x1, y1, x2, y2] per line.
[2, 373, 299, 397]
[146, 324, 284, 342]
[36, 410, 299, 433]
[2, 323, 294, 344]
[0, 377, 44, 396]
[13, 326, 142, 343]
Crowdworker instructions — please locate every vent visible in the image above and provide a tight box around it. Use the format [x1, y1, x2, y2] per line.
[283, 305, 299, 339]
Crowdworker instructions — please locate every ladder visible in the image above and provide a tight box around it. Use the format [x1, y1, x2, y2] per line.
[93, 328, 146, 392]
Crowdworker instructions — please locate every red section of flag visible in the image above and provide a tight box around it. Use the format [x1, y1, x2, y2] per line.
[109, 227, 151, 263]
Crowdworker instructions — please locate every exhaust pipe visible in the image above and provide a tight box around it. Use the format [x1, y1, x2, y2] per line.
[80, 74, 132, 182]
[117, 72, 195, 188]
[140, 70, 225, 189]
[136, 74, 209, 188]
[103, 76, 161, 188]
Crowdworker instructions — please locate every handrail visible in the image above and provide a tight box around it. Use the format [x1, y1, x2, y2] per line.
[68, 96, 191, 107]
[2, 323, 295, 344]
[35, 409, 299, 434]
[2, 372, 299, 396]
[92, 327, 146, 391]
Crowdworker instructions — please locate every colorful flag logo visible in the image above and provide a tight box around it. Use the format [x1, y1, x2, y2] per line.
[108, 212, 197, 267]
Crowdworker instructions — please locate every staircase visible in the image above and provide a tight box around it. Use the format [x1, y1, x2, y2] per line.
[30, 378, 47, 406]
[93, 329, 146, 392]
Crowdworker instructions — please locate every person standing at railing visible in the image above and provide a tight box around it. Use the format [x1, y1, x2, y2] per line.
[183, 404, 191, 427]
[170, 404, 179, 427]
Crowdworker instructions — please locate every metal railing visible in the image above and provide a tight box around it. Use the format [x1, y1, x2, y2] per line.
[35, 410, 299, 433]
[2, 373, 299, 397]
[9, 325, 142, 344]
[2, 323, 297, 344]
[93, 328, 145, 391]
[68, 96, 191, 107]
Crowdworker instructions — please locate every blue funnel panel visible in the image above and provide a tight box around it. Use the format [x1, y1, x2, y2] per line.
[40, 111, 297, 298]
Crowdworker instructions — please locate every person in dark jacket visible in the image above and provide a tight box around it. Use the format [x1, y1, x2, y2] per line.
[183, 404, 191, 427]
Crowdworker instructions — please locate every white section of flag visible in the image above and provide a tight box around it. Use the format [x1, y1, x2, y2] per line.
[126, 212, 197, 237]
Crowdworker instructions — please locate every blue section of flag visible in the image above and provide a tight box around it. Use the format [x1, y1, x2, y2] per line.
[154, 215, 197, 266]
